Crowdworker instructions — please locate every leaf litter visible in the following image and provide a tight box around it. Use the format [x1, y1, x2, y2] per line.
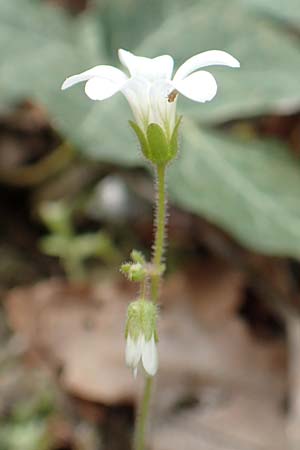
[4, 257, 290, 449]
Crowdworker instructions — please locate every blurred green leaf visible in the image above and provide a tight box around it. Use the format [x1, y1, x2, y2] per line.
[39, 201, 73, 236]
[138, 0, 300, 123]
[0, 0, 139, 165]
[0, 421, 46, 450]
[40, 235, 69, 257]
[73, 232, 119, 262]
[240, 0, 300, 29]
[2, 0, 300, 163]
[95, 0, 197, 54]
[2, 0, 300, 257]
[0, 0, 100, 101]
[169, 123, 300, 257]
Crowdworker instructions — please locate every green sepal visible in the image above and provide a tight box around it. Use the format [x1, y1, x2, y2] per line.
[130, 263, 146, 282]
[129, 120, 151, 159]
[125, 299, 158, 342]
[120, 262, 131, 274]
[146, 123, 170, 165]
[129, 119, 182, 165]
[169, 116, 182, 160]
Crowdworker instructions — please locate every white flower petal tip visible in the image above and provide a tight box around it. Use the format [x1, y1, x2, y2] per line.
[118, 48, 144, 76]
[61, 74, 85, 90]
[173, 71, 218, 103]
[174, 50, 240, 81]
[118, 48, 174, 80]
[229, 58, 240, 68]
[61, 79, 70, 90]
[85, 77, 121, 101]
[142, 335, 158, 376]
[61, 65, 128, 94]
[118, 48, 132, 65]
[153, 54, 174, 79]
[202, 50, 240, 68]
[125, 333, 158, 377]
[125, 335, 143, 369]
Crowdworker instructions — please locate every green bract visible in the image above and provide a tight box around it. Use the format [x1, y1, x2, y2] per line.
[120, 262, 147, 281]
[130, 117, 182, 165]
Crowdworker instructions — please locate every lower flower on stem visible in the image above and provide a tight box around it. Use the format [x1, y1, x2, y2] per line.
[125, 299, 158, 377]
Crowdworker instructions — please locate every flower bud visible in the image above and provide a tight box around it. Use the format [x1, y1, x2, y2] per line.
[130, 249, 146, 265]
[120, 262, 147, 282]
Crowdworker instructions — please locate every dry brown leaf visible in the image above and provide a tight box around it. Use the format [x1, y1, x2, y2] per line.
[4, 269, 289, 448]
[163, 260, 245, 326]
[5, 278, 137, 405]
[152, 388, 287, 450]
[5, 272, 286, 412]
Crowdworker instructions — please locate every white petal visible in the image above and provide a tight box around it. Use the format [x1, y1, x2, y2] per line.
[118, 49, 173, 80]
[173, 71, 217, 103]
[85, 77, 121, 100]
[61, 65, 128, 90]
[142, 335, 158, 376]
[118, 49, 136, 73]
[173, 50, 240, 81]
[118, 49, 147, 76]
[121, 77, 150, 130]
[125, 335, 143, 369]
[153, 55, 174, 79]
[149, 80, 177, 136]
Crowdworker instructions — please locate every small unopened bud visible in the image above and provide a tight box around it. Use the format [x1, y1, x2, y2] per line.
[125, 300, 158, 376]
[130, 249, 146, 265]
[120, 262, 146, 282]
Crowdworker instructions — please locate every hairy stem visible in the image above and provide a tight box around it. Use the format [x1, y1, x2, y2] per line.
[151, 164, 167, 303]
[134, 376, 153, 450]
[134, 164, 167, 450]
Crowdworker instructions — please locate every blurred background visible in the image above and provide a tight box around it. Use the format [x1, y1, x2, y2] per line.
[1, 0, 300, 449]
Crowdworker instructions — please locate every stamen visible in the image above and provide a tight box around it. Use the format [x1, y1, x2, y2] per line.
[167, 89, 178, 103]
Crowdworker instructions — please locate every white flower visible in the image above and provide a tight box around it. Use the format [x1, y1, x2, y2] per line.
[125, 299, 158, 377]
[125, 333, 158, 377]
[61, 48, 240, 138]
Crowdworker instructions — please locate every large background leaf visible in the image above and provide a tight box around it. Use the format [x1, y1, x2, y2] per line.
[94, 0, 197, 54]
[169, 124, 300, 257]
[240, 0, 300, 29]
[2, 0, 300, 256]
[2, 0, 300, 154]
[0, 0, 99, 102]
[138, 0, 300, 123]
[0, 0, 141, 165]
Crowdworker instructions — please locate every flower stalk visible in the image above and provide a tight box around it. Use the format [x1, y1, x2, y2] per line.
[134, 375, 153, 450]
[151, 164, 167, 303]
[134, 162, 167, 450]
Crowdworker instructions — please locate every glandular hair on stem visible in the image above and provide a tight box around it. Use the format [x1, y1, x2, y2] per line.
[151, 167, 169, 264]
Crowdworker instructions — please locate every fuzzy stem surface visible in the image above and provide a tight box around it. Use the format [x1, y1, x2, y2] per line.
[134, 163, 167, 450]
[151, 164, 167, 303]
[134, 375, 153, 450]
